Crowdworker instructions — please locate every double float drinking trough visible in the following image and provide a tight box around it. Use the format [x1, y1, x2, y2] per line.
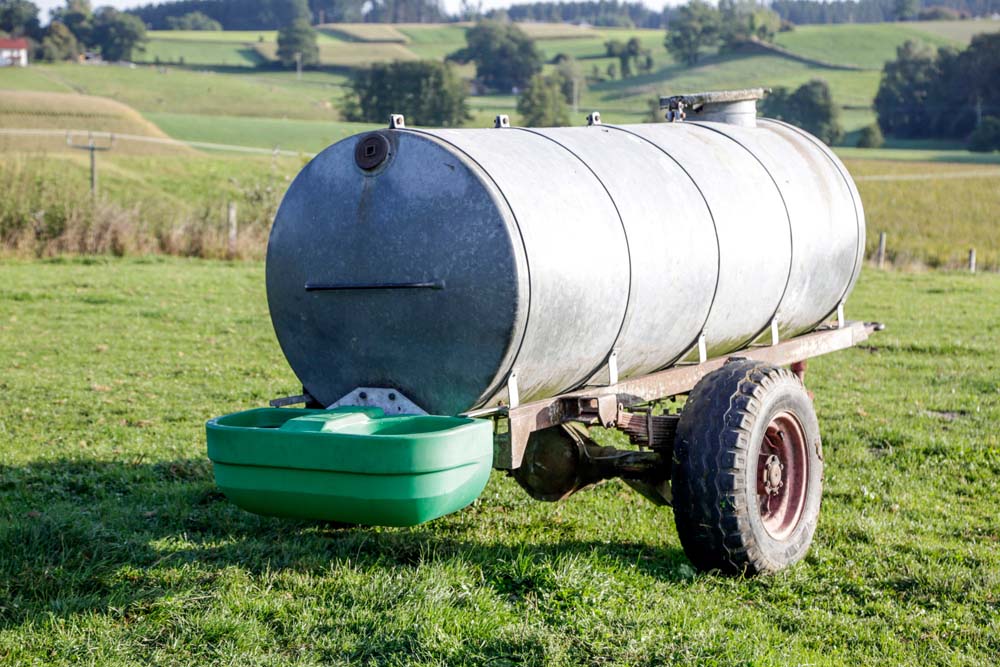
[208, 90, 881, 575]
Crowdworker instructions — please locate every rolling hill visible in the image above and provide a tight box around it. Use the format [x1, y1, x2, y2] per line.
[2, 19, 999, 154]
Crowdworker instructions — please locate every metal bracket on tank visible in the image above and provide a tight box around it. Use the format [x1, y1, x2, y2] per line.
[506, 372, 520, 409]
[587, 111, 602, 126]
[697, 332, 708, 363]
[837, 302, 846, 329]
[329, 387, 427, 415]
[494, 115, 511, 129]
[770, 318, 780, 346]
[389, 114, 405, 129]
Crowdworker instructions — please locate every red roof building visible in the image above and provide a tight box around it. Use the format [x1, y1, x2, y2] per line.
[0, 38, 29, 67]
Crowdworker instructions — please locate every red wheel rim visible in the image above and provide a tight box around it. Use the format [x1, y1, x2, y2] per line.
[756, 411, 809, 541]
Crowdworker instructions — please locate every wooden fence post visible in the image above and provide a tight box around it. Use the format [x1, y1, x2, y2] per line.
[876, 232, 886, 269]
[969, 248, 976, 274]
[227, 202, 238, 259]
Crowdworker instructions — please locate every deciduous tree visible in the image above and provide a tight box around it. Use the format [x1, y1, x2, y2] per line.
[344, 60, 468, 127]
[448, 21, 541, 92]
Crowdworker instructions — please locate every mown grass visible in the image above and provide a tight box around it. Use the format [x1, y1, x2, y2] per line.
[143, 112, 379, 153]
[773, 22, 958, 69]
[138, 39, 266, 67]
[0, 260, 997, 665]
[0, 65, 347, 121]
[909, 18, 1000, 43]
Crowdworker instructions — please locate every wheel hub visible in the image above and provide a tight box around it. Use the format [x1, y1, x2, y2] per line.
[763, 454, 784, 495]
[757, 411, 809, 541]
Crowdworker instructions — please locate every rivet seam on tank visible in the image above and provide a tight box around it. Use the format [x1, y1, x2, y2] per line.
[684, 121, 794, 349]
[511, 127, 635, 389]
[396, 127, 532, 409]
[758, 118, 863, 316]
[599, 124, 722, 371]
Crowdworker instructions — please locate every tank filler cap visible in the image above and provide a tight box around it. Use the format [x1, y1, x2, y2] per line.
[659, 88, 770, 128]
[354, 132, 391, 170]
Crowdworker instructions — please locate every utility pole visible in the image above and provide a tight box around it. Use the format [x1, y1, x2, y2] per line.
[295, 51, 302, 81]
[67, 131, 114, 199]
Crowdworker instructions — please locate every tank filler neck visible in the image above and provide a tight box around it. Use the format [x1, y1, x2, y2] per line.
[659, 88, 770, 128]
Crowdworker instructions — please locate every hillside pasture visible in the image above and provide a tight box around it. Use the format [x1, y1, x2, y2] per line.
[910, 17, 1000, 43]
[138, 39, 265, 67]
[144, 112, 380, 153]
[0, 91, 195, 155]
[773, 22, 958, 70]
[591, 52, 882, 128]
[254, 40, 421, 67]
[0, 65, 346, 121]
[318, 22, 410, 43]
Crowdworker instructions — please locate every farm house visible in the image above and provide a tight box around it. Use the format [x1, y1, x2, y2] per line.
[0, 38, 29, 67]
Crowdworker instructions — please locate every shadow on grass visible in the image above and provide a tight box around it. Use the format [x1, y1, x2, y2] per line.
[0, 458, 689, 628]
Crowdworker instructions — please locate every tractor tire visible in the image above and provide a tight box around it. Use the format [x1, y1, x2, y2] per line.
[672, 359, 823, 575]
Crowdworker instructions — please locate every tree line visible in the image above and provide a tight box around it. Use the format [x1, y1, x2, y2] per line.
[130, 0, 447, 30]
[770, 0, 998, 24]
[1, 0, 146, 62]
[486, 1, 665, 29]
[875, 33, 1000, 151]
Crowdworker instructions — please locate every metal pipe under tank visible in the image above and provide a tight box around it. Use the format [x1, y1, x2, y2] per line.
[265, 90, 865, 416]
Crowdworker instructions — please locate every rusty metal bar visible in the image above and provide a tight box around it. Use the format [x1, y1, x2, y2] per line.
[495, 320, 875, 469]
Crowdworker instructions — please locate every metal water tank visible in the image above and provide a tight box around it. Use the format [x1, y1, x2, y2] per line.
[266, 92, 865, 415]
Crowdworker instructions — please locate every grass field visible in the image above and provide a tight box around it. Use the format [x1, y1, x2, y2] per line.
[851, 160, 1000, 269]
[318, 23, 411, 43]
[144, 112, 379, 153]
[0, 152, 303, 257]
[139, 39, 266, 67]
[0, 90, 171, 138]
[3, 20, 995, 146]
[773, 22, 956, 69]
[910, 17, 1000, 43]
[0, 65, 349, 121]
[2, 143, 997, 270]
[0, 260, 997, 665]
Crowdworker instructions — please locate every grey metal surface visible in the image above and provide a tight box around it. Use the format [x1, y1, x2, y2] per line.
[687, 119, 859, 338]
[422, 126, 630, 406]
[660, 89, 769, 127]
[530, 125, 717, 379]
[328, 387, 428, 415]
[266, 117, 865, 416]
[266, 130, 529, 415]
[617, 122, 791, 355]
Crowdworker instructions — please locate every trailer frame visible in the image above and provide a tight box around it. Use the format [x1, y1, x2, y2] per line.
[484, 319, 880, 470]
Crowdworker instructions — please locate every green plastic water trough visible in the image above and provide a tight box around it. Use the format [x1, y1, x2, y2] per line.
[206, 407, 493, 526]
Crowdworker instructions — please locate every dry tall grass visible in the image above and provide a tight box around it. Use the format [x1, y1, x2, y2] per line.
[0, 155, 276, 259]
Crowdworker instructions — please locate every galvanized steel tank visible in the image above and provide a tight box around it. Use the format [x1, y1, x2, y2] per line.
[266, 95, 865, 415]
